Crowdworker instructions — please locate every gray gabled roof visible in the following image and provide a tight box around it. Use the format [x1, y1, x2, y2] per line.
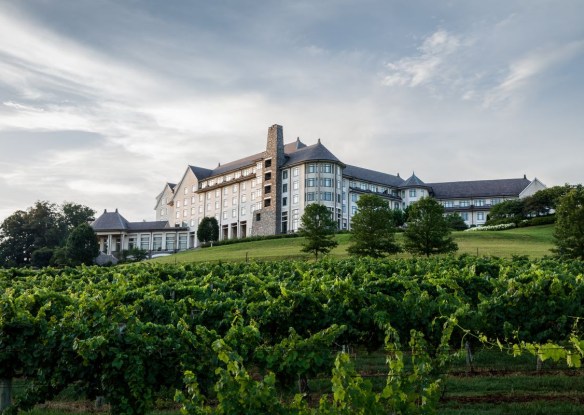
[428, 178, 532, 199]
[283, 140, 343, 167]
[343, 165, 404, 187]
[401, 172, 426, 188]
[91, 209, 131, 231]
[92, 210, 183, 232]
[188, 140, 309, 180]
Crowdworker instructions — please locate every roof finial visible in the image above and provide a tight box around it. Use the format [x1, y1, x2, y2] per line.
[115, 208, 118, 213]
[524, 174, 527, 179]
[318, 138, 321, 144]
[104, 209, 107, 213]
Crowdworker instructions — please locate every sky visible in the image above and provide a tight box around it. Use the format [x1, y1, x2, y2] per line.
[0, 0, 583, 222]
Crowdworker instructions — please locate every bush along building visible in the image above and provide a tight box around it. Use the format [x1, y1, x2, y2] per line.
[92, 124, 546, 254]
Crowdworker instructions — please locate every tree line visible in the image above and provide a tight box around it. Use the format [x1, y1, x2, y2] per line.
[0, 201, 98, 268]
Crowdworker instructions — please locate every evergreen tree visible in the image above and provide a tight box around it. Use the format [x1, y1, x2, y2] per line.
[348, 194, 401, 257]
[553, 185, 584, 260]
[197, 217, 219, 244]
[403, 197, 458, 257]
[65, 223, 99, 266]
[298, 203, 338, 260]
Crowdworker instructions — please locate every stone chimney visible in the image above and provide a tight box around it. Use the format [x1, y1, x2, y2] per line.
[251, 124, 285, 237]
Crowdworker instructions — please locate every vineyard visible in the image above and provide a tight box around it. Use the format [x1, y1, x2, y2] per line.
[1, 255, 584, 414]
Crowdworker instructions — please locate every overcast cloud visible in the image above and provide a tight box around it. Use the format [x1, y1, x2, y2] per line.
[0, 0, 583, 222]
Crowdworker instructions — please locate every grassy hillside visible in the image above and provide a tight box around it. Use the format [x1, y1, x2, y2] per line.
[152, 224, 555, 264]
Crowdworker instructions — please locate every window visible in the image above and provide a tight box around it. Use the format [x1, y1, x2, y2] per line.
[191, 207, 196, 215]
[153, 234, 162, 251]
[251, 179, 256, 188]
[256, 162, 262, 170]
[307, 164, 316, 173]
[322, 164, 332, 173]
[192, 196, 196, 203]
[292, 209, 299, 231]
[235, 171, 241, 179]
[351, 194, 358, 202]
[293, 194, 299, 204]
[160, 208, 166, 216]
[293, 167, 299, 177]
[283, 183, 288, 193]
[178, 234, 188, 250]
[322, 192, 333, 201]
[232, 209, 236, 218]
[242, 182, 246, 190]
[443, 201, 454, 208]
[226, 174, 232, 181]
[223, 211, 228, 220]
[184, 187, 188, 195]
[176, 200, 181, 208]
[223, 187, 228, 195]
[409, 189, 417, 197]
[215, 190, 220, 197]
[206, 193, 211, 200]
[184, 198, 188, 206]
[215, 201, 220, 209]
[223, 199, 228, 207]
[206, 203, 210, 212]
[176, 211, 180, 219]
[241, 194, 247, 203]
[199, 205, 203, 213]
[264, 199, 271, 207]
[233, 185, 238, 193]
[199, 194, 204, 202]
[283, 197, 287, 206]
[264, 159, 272, 168]
[282, 170, 288, 180]
[256, 213, 261, 221]
[191, 185, 196, 193]
[281, 211, 288, 233]
[232, 197, 237, 205]
[476, 199, 485, 207]
[241, 207, 246, 216]
[293, 181, 299, 190]
[460, 200, 470, 207]
[322, 178, 332, 187]
[166, 234, 175, 251]
[251, 192, 256, 201]
[140, 235, 150, 250]
[264, 185, 271, 194]
[265, 172, 271, 181]
[306, 192, 315, 202]
[461, 212, 469, 221]
[306, 178, 316, 187]
[491, 198, 501, 205]
[477, 212, 485, 221]
[351, 206, 357, 215]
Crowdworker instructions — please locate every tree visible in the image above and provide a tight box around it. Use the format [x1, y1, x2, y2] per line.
[0, 201, 96, 268]
[553, 185, 584, 260]
[65, 223, 100, 266]
[348, 194, 401, 258]
[523, 185, 572, 217]
[61, 202, 96, 230]
[298, 203, 338, 260]
[445, 213, 468, 231]
[403, 197, 458, 257]
[486, 199, 524, 224]
[197, 217, 219, 244]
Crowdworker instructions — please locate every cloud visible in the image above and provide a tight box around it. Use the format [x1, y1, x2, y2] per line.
[382, 30, 463, 87]
[483, 40, 584, 108]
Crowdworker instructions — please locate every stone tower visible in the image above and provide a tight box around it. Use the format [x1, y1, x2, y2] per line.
[251, 124, 284, 236]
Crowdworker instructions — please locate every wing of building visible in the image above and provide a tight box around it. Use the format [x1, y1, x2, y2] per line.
[92, 124, 546, 256]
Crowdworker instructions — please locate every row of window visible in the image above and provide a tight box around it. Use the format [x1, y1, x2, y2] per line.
[135, 233, 188, 251]
[442, 198, 503, 208]
[199, 167, 257, 190]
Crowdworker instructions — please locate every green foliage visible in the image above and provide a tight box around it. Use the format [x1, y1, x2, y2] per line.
[445, 213, 468, 231]
[403, 197, 458, 256]
[30, 247, 55, 268]
[486, 199, 524, 225]
[348, 194, 401, 258]
[65, 223, 99, 266]
[522, 185, 572, 217]
[197, 217, 219, 244]
[0, 201, 95, 268]
[298, 204, 338, 259]
[553, 185, 584, 260]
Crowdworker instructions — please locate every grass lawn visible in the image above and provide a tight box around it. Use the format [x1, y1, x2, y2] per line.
[151, 225, 555, 264]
